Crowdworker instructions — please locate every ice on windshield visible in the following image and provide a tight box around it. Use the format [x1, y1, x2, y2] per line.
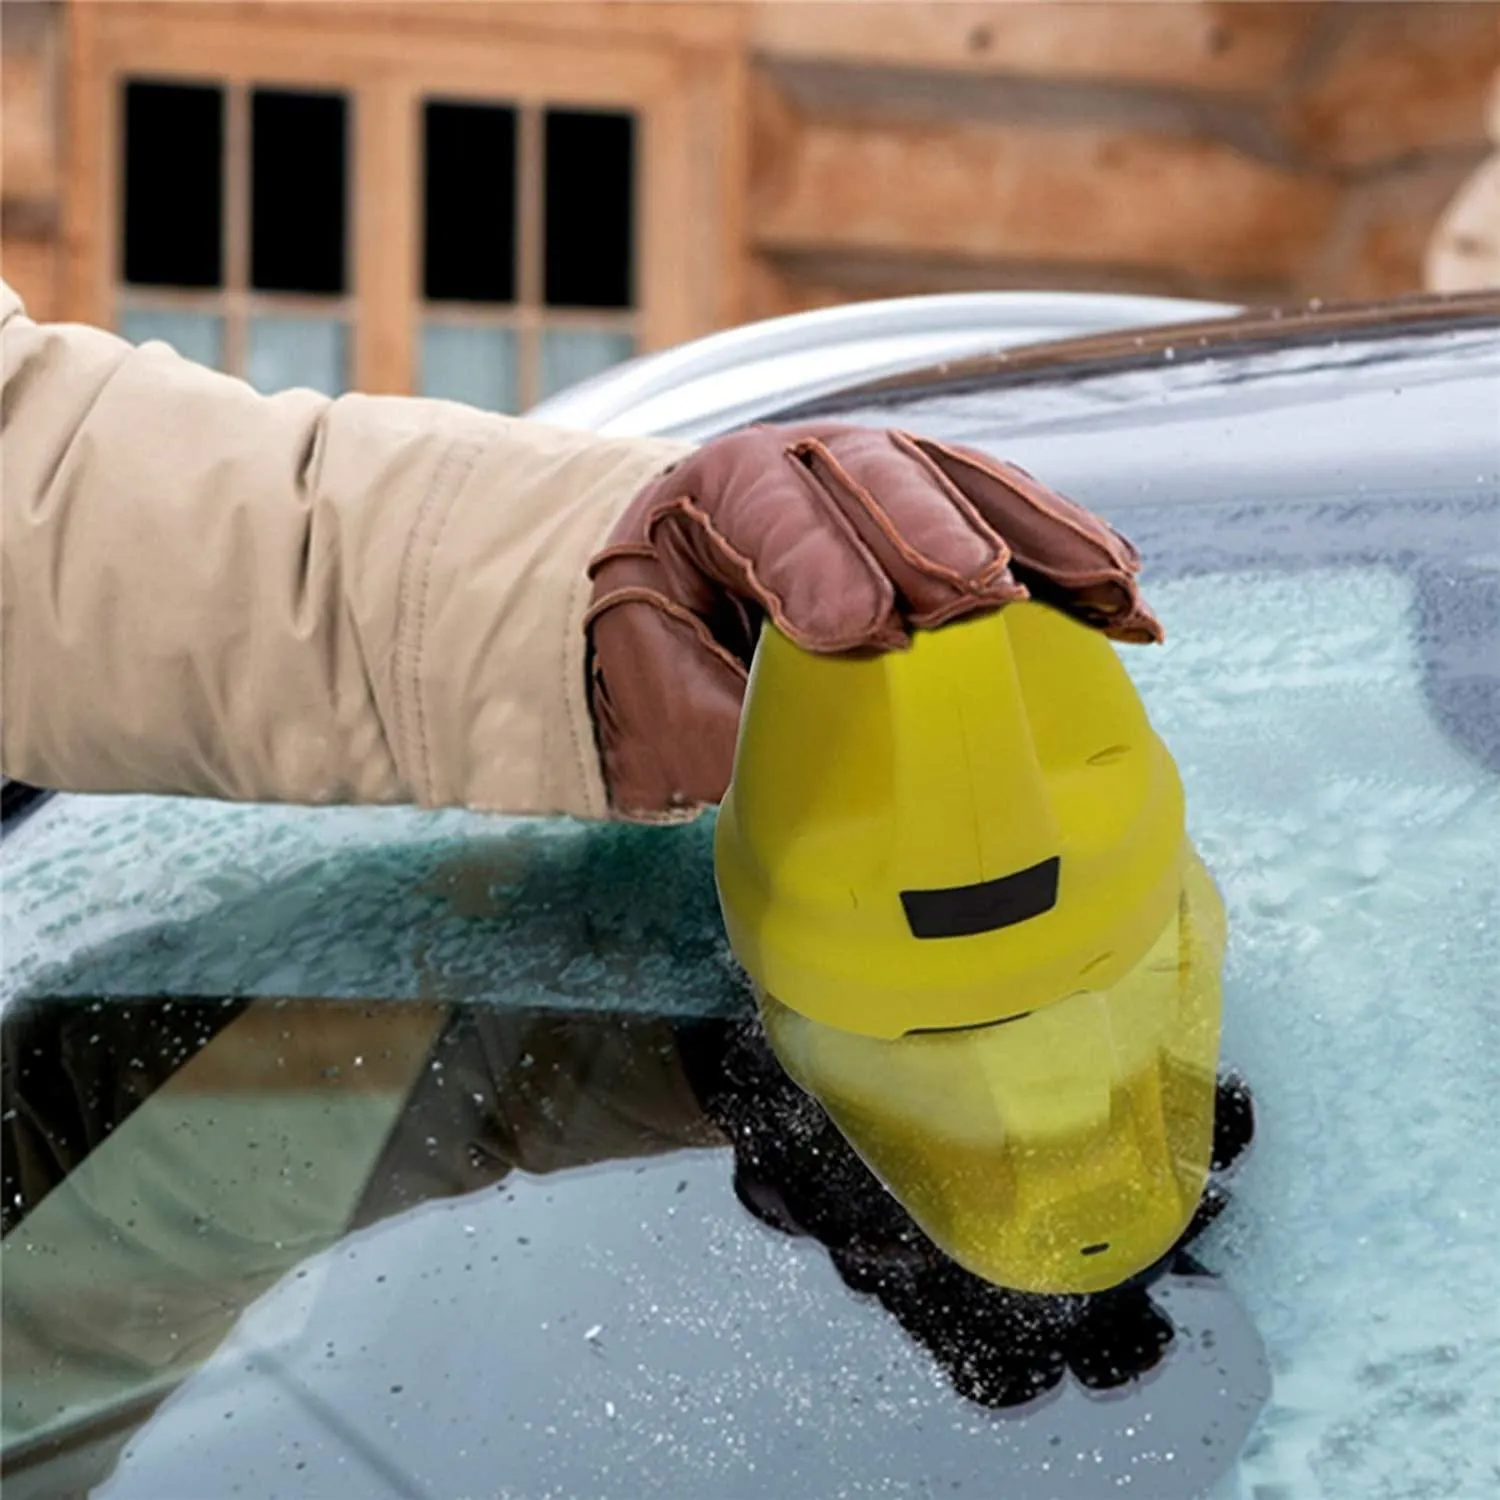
[4, 556, 1497, 1499]
[1, 802, 738, 1019]
[1133, 565, 1500, 1498]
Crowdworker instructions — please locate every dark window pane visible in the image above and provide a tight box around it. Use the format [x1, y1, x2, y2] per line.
[544, 110, 634, 309]
[423, 101, 516, 303]
[123, 81, 223, 288]
[251, 90, 347, 295]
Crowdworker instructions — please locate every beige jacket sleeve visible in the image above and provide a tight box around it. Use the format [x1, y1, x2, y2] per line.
[0, 281, 691, 817]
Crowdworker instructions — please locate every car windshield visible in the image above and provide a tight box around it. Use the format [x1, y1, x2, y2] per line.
[3, 314, 1498, 1500]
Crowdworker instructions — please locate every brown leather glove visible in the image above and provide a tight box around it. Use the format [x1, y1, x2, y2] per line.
[585, 422, 1162, 818]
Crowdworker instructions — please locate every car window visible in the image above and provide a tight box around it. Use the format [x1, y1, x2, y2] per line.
[3, 318, 1497, 1500]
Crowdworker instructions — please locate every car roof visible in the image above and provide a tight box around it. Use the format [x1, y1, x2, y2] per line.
[526, 290, 1238, 439]
[782, 288, 1500, 416]
[527, 288, 1499, 443]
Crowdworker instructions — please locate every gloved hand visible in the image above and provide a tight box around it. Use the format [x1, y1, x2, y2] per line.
[586, 422, 1162, 817]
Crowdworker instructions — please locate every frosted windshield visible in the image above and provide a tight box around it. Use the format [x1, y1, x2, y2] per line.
[3, 319, 1497, 1500]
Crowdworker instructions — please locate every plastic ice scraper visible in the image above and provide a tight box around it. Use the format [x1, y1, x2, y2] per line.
[715, 603, 1226, 1295]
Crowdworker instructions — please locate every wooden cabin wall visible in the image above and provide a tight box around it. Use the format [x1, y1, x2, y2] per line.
[4, 1, 1497, 347]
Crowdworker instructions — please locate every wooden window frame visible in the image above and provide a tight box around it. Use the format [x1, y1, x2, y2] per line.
[417, 99, 639, 410]
[64, 1, 748, 396]
[115, 80, 356, 383]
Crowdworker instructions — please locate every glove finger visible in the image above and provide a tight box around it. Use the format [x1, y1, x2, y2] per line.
[908, 436, 1141, 577]
[590, 540, 762, 666]
[787, 431, 1028, 627]
[906, 435, 1163, 643]
[588, 588, 749, 815]
[634, 428, 903, 653]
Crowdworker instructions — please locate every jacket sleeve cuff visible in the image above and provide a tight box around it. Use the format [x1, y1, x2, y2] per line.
[402, 417, 692, 819]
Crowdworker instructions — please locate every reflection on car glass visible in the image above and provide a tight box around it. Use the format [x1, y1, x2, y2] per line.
[678, 1014, 1258, 1409]
[0, 780, 50, 835]
[1, 990, 1264, 1498]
